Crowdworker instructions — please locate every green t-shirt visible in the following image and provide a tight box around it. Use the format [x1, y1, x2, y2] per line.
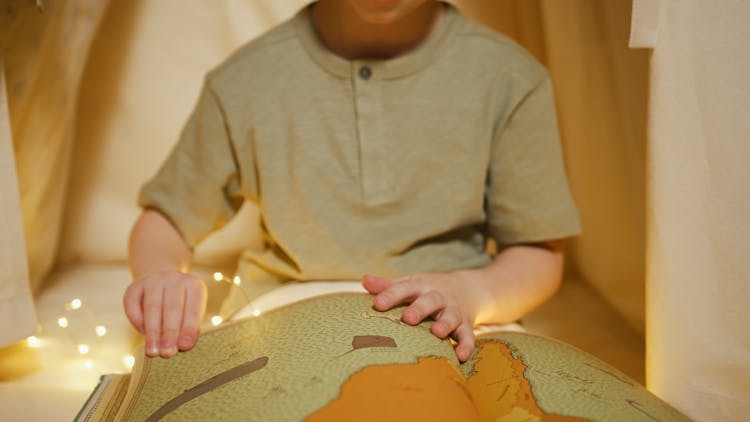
[139, 1, 580, 308]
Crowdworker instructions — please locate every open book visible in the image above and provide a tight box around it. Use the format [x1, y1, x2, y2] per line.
[76, 293, 689, 421]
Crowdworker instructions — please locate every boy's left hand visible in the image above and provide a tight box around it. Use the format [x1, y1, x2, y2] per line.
[362, 272, 485, 362]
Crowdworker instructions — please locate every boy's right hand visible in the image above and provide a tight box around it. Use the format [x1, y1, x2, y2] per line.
[123, 270, 207, 358]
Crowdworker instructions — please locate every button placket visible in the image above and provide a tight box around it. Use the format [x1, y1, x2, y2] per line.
[352, 62, 392, 205]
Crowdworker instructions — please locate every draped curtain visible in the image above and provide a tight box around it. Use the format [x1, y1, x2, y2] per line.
[0, 0, 109, 346]
[0, 56, 35, 347]
[631, 0, 750, 418]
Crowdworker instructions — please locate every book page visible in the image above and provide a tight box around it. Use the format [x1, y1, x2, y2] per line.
[75, 374, 131, 422]
[115, 293, 478, 421]
[463, 331, 690, 421]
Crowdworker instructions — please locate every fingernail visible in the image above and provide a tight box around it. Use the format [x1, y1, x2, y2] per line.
[146, 342, 158, 356]
[178, 336, 193, 348]
[402, 308, 412, 320]
[407, 308, 421, 321]
[161, 343, 176, 356]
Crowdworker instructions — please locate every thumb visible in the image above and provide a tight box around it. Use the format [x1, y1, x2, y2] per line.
[361, 274, 394, 294]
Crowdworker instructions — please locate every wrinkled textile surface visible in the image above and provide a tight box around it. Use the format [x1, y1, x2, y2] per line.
[634, 0, 750, 419]
[0, 58, 35, 346]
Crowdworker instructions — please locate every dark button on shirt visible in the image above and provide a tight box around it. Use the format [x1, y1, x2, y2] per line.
[358, 66, 372, 80]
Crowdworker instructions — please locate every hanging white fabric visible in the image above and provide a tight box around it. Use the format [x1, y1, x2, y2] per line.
[0, 55, 37, 347]
[638, 0, 750, 419]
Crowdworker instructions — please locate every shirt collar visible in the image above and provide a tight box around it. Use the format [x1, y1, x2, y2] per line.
[293, 1, 459, 80]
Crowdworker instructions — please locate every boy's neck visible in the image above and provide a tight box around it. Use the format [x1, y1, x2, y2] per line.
[311, 1, 444, 61]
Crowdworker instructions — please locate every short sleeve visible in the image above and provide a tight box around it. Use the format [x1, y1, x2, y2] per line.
[486, 75, 581, 245]
[138, 80, 243, 247]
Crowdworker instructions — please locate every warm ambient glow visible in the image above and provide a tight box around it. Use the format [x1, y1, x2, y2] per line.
[69, 298, 82, 310]
[124, 355, 135, 369]
[84, 360, 93, 369]
[26, 336, 41, 348]
[78, 344, 90, 355]
[95, 325, 107, 336]
[57, 317, 69, 328]
[211, 315, 223, 326]
[213, 272, 223, 282]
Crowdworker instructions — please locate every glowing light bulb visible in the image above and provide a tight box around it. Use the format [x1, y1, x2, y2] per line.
[124, 355, 135, 369]
[84, 360, 93, 369]
[70, 298, 82, 310]
[210, 315, 223, 326]
[78, 344, 90, 355]
[233, 276, 241, 286]
[212, 272, 223, 282]
[26, 336, 41, 348]
[252, 309, 261, 317]
[57, 317, 69, 328]
[95, 325, 107, 336]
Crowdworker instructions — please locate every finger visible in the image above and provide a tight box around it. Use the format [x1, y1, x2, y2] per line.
[143, 285, 164, 357]
[123, 283, 145, 333]
[178, 280, 206, 351]
[452, 323, 476, 362]
[402, 291, 446, 325]
[160, 284, 186, 358]
[361, 274, 394, 295]
[373, 275, 422, 311]
[430, 307, 461, 338]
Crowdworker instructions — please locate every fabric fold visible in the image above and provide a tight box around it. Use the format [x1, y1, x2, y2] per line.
[0, 56, 37, 347]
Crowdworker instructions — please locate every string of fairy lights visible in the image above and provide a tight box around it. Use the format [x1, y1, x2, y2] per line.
[24, 271, 259, 372]
[25, 297, 136, 371]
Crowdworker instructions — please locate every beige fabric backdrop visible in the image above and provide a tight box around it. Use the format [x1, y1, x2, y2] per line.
[0, 0, 108, 345]
[0, 57, 36, 347]
[632, 0, 750, 419]
[0, 0, 108, 291]
[59, 0, 310, 268]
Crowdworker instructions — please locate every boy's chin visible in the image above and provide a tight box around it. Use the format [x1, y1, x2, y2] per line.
[348, 0, 430, 25]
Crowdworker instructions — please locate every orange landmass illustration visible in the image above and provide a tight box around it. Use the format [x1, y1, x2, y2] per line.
[466, 341, 589, 422]
[306, 357, 481, 421]
[306, 341, 589, 422]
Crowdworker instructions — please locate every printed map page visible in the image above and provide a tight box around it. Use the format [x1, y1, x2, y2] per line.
[114, 293, 691, 422]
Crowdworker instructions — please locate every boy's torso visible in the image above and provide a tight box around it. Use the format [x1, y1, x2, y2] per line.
[205, 2, 548, 281]
[139, 2, 579, 311]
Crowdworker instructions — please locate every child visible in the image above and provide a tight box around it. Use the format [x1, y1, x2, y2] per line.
[124, 0, 580, 363]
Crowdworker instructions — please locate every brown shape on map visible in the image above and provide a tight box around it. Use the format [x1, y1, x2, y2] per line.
[352, 335, 397, 350]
